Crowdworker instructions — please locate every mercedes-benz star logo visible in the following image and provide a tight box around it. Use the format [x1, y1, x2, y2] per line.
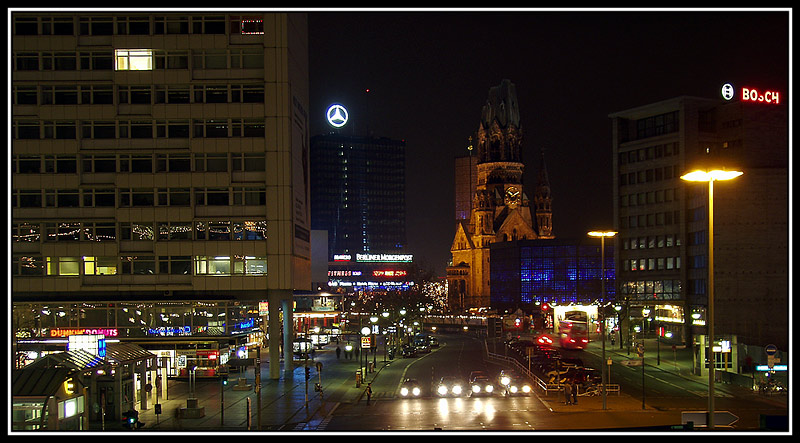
[326, 104, 349, 128]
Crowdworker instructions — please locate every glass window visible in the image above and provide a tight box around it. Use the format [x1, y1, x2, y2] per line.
[115, 49, 153, 71]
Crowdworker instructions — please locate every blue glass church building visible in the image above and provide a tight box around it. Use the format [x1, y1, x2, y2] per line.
[489, 238, 615, 311]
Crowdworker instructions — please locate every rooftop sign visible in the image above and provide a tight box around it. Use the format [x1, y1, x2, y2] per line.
[721, 82, 781, 104]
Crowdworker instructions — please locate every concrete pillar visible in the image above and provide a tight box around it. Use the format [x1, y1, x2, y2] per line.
[282, 297, 294, 371]
[267, 290, 290, 380]
[139, 360, 148, 410]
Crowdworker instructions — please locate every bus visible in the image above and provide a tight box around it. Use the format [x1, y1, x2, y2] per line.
[558, 310, 589, 350]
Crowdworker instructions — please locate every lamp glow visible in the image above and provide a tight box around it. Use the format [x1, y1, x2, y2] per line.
[680, 169, 743, 182]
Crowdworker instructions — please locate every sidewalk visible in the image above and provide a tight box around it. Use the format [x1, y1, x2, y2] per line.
[92, 345, 387, 432]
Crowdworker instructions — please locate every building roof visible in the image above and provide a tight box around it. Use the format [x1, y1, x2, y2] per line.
[12, 366, 74, 397]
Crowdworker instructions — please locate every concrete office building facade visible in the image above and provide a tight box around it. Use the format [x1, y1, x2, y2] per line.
[610, 94, 788, 357]
[11, 11, 311, 382]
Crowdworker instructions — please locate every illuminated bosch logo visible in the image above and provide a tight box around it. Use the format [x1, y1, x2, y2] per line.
[326, 104, 349, 128]
[721, 83, 735, 101]
[721, 82, 781, 105]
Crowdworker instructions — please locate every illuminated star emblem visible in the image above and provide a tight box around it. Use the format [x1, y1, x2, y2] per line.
[326, 104, 349, 128]
[721, 83, 735, 101]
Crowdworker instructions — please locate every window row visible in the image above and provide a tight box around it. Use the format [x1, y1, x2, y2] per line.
[11, 255, 267, 276]
[619, 164, 681, 186]
[12, 119, 266, 140]
[12, 187, 266, 208]
[619, 279, 682, 300]
[622, 234, 682, 250]
[624, 257, 682, 272]
[617, 142, 679, 165]
[620, 187, 680, 207]
[13, 84, 265, 105]
[11, 220, 268, 243]
[12, 153, 266, 174]
[636, 111, 679, 140]
[13, 48, 264, 71]
[13, 15, 264, 36]
[618, 210, 681, 229]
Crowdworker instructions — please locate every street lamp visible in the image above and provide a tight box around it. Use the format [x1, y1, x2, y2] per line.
[681, 168, 743, 430]
[588, 230, 616, 410]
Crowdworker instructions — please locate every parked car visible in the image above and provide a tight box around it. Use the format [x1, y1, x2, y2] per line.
[401, 344, 417, 358]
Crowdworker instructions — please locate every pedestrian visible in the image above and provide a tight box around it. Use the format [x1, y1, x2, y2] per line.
[571, 380, 578, 405]
[366, 383, 373, 405]
[336, 345, 341, 359]
[564, 382, 572, 405]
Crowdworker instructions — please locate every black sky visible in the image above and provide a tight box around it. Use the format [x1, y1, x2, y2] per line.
[307, 9, 790, 276]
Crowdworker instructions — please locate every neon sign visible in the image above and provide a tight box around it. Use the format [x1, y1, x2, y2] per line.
[373, 270, 408, 277]
[356, 253, 413, 262]
[326, 104, 349, 128]
[51, 328, 118, 338]
[721, 83, 781, 104]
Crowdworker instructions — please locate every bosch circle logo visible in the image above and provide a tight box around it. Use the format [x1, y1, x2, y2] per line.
[326, 104, 349, 128]
[721, 83, 735, 101]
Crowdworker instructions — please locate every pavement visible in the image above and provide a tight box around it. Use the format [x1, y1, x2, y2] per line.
[91, 334, 787, 433]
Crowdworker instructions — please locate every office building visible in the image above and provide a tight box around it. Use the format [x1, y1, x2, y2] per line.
[10, 11, 311, 419]
[310, 133, 407, 260]
[609, 93, 788, 355]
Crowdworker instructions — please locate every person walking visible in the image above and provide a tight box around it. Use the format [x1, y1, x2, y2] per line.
[336, 345, 342, 359]
[564, 382, 572, 405]
[571, 380, 578, 405]
[366, 383, 373, 405]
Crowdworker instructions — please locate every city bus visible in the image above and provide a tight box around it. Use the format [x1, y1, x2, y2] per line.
[558, 310, 589, 350]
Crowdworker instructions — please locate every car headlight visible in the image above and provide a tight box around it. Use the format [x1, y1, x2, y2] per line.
[485, 384, 493, 393]
[472, 384, 481, 393]
[438, 385, 448, 396]
[452, 385, 462, 395]
[401, 387, 409, 396]
[522, 385, 532, 393]
[510, 386, 518, 393]
[501, 376, 510, 386]
[412, 387, 421, 396]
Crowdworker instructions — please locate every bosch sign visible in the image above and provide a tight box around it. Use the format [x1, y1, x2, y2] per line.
[722, 83, 781, 104]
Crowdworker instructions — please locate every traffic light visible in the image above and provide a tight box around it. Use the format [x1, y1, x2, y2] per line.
[305, 366, 311, 380]
[222, 375, 228, 386]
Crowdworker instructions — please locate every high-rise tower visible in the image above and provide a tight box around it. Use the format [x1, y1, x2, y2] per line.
[447, 79, 553, 310]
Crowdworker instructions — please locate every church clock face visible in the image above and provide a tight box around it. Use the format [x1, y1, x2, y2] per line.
[505, 186, 520, 207]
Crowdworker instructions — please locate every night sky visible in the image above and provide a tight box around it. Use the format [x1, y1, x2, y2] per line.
[307, 9, 790, 276]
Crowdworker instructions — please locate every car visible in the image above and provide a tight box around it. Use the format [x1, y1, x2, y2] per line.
[428, 336, 439, 347]
[401, 344, 417, 358]
[436, 376, 466, 397]
[468, 371, 495, 396]
[399, 378, 422, 398]
[498, 370, 532, 396]
[415, 342, 431, 353]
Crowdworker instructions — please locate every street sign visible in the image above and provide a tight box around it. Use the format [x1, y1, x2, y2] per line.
[361, 336, 371, 348]
[620, 359, 643, 366]
[765, 344, 778, 356]
[681, 411, 739, 428]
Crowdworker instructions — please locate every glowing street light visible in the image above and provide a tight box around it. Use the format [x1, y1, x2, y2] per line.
[681, 168, 743, 429]
[588, 230, 616, 410]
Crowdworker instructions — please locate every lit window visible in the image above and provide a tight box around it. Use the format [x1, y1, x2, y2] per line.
[115, 49, 153, 71]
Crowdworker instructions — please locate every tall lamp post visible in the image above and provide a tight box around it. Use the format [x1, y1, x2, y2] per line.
[588, 230, 616, 411]
[681, 168, 743, 430]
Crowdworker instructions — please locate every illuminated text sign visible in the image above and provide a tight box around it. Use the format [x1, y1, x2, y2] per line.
[373, 270, 408, 277]
[51, 328, 118, 338]
[356, 253, 413, 262]
[721, 82, 781, 105]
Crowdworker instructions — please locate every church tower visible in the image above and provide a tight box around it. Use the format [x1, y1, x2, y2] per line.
[447, 79, 554, 311]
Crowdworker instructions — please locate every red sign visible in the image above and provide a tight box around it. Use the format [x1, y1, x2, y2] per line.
[741, 87, 780, 104]
[373, 270, 407, 277]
